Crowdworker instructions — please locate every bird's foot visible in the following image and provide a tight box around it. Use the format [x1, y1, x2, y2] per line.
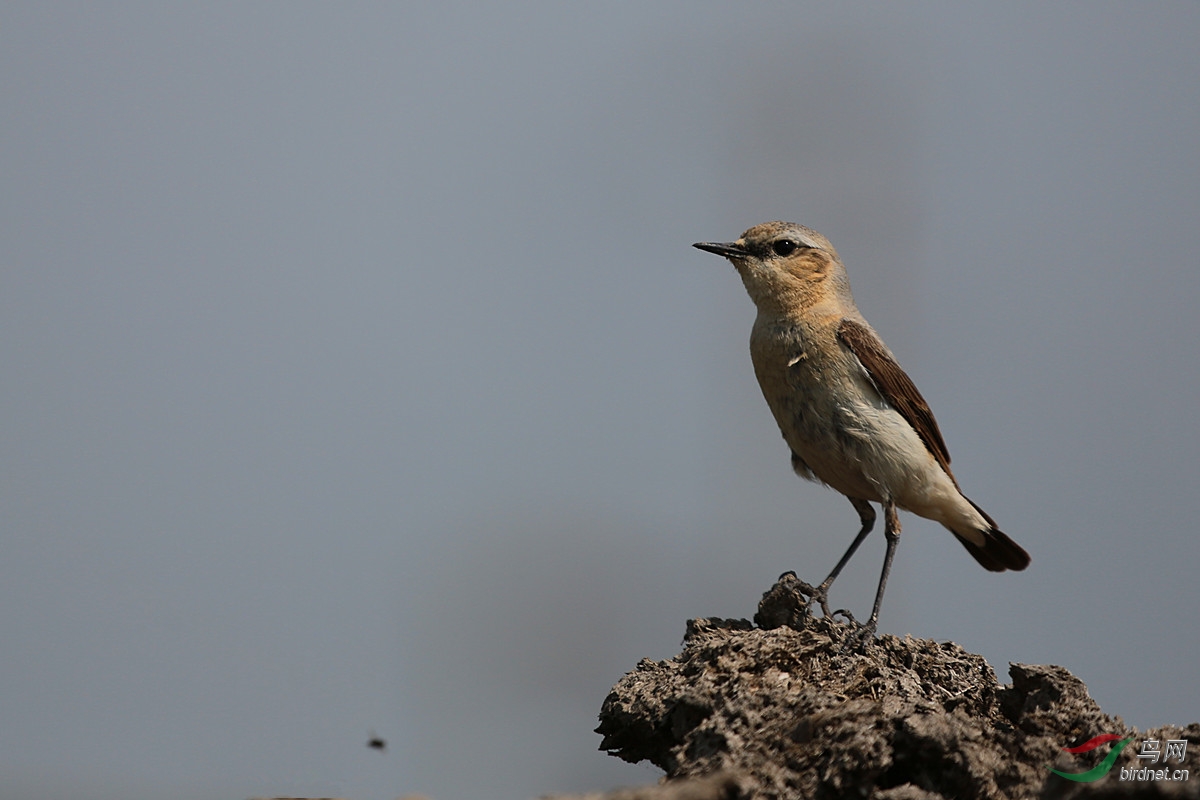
[808, 587, 834, 620]
[831, 608, 879, 653]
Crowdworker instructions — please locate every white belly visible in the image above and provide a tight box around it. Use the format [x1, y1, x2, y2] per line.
[786, 395, 985, 536]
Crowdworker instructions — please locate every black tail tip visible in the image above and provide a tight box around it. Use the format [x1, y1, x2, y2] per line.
[961, 527, 1031, 572]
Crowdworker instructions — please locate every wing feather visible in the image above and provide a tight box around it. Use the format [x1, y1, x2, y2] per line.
[837, 318, 955, 481]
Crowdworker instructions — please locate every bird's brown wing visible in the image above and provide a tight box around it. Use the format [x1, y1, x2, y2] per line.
[837, 318, 955, 481]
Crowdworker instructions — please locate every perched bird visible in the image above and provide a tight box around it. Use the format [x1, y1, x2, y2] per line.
[694, 222, 1029, 635]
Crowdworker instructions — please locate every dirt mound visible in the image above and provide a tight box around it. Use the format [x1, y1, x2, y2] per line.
[586, 573, 1197, 799]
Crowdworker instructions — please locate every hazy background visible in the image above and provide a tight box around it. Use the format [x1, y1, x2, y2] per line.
[3, 4, 1198, 799]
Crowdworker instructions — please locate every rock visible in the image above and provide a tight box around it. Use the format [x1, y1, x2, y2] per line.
[593, 573, 1199, 799]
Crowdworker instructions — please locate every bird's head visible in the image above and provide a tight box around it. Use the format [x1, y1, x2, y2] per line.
[694, 221, 848, 313]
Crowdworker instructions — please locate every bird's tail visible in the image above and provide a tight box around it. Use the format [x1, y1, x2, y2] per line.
[951, 499, 1031, 572]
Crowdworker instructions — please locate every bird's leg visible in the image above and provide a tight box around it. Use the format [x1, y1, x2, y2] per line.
[862, 501, 901, 635]
[811, 497, 876, 618]
[837, 501, 900, 651]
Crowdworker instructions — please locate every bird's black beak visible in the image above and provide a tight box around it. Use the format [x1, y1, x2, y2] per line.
[693, 241, 749, 259]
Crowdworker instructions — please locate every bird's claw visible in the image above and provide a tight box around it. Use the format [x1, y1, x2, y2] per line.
[807, 589, 834, 620]
[834, 611, 879, 653]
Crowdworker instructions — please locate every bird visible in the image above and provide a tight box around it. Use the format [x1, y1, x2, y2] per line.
[694, 221, 1029, 636]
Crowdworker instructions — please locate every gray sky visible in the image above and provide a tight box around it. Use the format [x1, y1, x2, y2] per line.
[3, 4, 1198, 799]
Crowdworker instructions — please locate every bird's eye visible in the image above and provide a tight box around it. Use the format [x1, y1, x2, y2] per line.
[772, 239, 798, 256]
